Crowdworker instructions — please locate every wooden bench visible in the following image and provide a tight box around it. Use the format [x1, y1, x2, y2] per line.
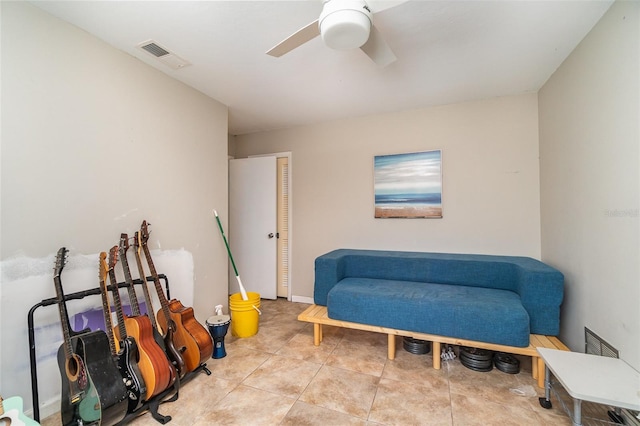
[299, 304, 569, 388]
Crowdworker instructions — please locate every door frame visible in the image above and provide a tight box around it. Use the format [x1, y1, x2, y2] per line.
[249, 152, 293, 301]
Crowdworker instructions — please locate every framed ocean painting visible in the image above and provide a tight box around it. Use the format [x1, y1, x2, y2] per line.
[374, 150, 442, 218]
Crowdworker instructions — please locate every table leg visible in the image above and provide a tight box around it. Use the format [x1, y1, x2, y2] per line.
[538, 362, 553, 409]
[572, 398, 582, 426]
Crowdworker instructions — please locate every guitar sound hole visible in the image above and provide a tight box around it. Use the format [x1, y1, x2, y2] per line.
[68, 355, 88, 390]
[69, 358, 78, 377]
[67, 356, 79, 377]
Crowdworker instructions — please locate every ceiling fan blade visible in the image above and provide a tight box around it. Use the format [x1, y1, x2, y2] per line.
[266, 19, 320, 57]
[360, 24, 396, 67]
[367, 0, 409, 14]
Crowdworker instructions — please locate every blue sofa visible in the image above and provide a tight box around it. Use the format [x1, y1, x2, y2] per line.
[314, 249, 564, 347]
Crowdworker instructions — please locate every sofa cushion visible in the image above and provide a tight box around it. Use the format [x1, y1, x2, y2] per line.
[327, 278, 531, 347]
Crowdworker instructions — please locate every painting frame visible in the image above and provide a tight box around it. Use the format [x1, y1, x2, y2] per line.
[374, 149, 443, 219]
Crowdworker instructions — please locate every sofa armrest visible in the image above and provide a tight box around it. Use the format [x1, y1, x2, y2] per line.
[515, 264, 564, 335]
[314, 250, 348, 305]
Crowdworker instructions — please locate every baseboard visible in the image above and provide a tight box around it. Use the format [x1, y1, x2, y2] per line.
[291, 295, 314, 304]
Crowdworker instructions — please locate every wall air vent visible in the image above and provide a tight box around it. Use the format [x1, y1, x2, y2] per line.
[137, 40, 191, 70]
[585, 327, 618, 358]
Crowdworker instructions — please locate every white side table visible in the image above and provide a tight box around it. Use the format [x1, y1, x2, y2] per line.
[537, 347, 640, 426]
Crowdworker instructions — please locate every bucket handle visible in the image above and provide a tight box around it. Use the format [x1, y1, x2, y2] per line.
[252, 305, 262, 315]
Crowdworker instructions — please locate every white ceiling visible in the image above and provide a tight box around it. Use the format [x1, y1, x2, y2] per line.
[32, 0, 613, 136]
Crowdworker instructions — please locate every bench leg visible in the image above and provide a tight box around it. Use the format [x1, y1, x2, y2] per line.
[532, 355, 539, 381]
[433, 341, 441, 370]
[388, 334, 396, 360]
[313, 323, 321, 346]
[537, 357, 546, 388]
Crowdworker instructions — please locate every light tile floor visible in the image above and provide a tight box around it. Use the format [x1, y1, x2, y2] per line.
[42, 299, 581, 425]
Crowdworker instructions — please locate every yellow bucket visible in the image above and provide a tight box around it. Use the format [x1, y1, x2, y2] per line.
[229, 292, 261, 337]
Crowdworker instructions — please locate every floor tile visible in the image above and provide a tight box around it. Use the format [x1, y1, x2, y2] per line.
[192, 384, 295, 426]
[299, 364, 379, 419]
[326, 338, 388, 377]
[242, 353, 321, 399]
[451, 393, 545, 426]
[207, 346, 270, 382]
[281, 401, 367, 426]
[369, 377, 453, 425]
[275, 333, 336, 364]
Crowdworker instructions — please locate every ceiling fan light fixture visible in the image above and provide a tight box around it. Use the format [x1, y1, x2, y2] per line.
[319, 0, 372, 50]
[321, 10, 371, 50]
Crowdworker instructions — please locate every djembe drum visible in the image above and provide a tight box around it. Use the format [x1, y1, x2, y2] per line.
[205, 314, 231, 359]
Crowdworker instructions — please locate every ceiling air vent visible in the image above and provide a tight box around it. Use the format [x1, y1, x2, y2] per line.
[137, 40, 191, 70]
[140, 42, 170, 58]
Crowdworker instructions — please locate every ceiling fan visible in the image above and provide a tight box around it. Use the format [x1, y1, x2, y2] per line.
[266, 0, 407, 67]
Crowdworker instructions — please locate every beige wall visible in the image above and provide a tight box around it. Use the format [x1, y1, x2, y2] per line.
[236, 93, 542, 302]
[539, 0, 639, 369]
[1, 2, 229, 412]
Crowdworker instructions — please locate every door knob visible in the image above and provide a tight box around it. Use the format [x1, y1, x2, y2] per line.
[268, 233, 274, 238]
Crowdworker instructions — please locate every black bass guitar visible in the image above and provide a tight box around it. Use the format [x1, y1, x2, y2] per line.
[54, 247, 128, 426]
[99, 250, 146, 413]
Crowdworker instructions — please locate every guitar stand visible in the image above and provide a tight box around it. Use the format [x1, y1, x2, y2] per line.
[120, 374, 179, 426]
[27, 274, 176, 424]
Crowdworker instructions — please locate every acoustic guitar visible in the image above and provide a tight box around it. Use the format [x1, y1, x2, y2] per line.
[0, 395, 39, 426]
[140, 220, 212, 373]
[53, 247, 128, 426]
[132, 231, 167, 349]
[98, 250, 146, 412]
[117, 235, 177, 399]
[134, 230, 186, 378]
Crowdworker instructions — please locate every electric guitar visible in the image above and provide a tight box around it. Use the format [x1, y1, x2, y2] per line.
[98, 251, 146, 413]
[0, 395, 39, 426]
[54, 247, 128, 426]
[140, 220, 212, 374]
[117, 236, 176, 399]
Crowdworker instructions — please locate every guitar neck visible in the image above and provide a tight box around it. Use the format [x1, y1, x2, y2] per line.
[133, 234, 159, 330]
[141, 243, 173, 326]
[99, 275, 118, 356]
[119, 246, 141, 317]
[53, 263, 74, 363]
[108, 269, 129, 341]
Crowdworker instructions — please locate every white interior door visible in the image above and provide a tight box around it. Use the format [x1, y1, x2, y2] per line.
[229, 156, 277, 299]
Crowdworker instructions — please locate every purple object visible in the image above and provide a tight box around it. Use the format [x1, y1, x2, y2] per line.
[72, 302, 150, 333]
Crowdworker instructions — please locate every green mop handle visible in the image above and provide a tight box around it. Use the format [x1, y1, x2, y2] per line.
[214, 210, 239, 276]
